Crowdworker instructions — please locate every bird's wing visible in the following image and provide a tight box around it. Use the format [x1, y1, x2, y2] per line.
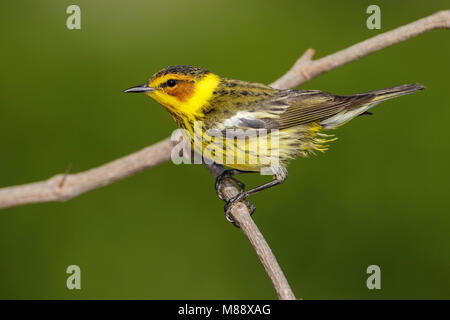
[275, 90, 376, 129]
[211, 90, 374, 131]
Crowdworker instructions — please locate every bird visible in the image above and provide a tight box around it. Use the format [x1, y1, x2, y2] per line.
[125, 65, 424, 222]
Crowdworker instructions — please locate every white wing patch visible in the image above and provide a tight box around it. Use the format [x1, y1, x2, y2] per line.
[222, 103, 288, 129]
[223, 111, 257, 128]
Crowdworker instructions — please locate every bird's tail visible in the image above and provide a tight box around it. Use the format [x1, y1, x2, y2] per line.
[355, 83, 426, 104]
[320, 83, 425, 129]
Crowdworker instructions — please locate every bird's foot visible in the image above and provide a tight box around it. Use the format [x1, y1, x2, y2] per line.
[215, 171, 245, 201]
[215, 170, 256, 227]
[224, 191, 256, 228]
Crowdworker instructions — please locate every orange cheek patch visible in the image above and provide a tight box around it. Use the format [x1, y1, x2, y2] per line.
[165, 81, 195, 102]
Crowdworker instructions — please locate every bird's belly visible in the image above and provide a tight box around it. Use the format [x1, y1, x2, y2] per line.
[193, 129, 276, 172]
[189, 123, 335, 172]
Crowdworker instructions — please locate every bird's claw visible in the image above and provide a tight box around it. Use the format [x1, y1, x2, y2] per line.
[215, 171, 255, 227]
[215, 172, 245, 201]
[224, 192, 256, 228]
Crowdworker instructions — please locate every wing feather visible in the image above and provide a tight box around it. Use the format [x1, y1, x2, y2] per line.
[205, 89, 375, 131]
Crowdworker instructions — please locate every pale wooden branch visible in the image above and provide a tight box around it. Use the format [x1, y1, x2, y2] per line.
[206, 163, 296, 300]
[2, 10, 447, 210]
[271, 10, 449, 90]
[0, 10, 448, 300]
[0, 138, 175, 209]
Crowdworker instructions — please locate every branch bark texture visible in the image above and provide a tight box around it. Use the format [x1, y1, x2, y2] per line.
[271, 10, 449, 90]
[0, 138, 175, 209]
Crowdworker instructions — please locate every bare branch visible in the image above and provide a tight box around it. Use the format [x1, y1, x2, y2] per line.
[0, 138, 175, 209]
[0, 10, 448, 300]
[206, 163, 296, 300]
[1, 11, 447, 210]
[271, 10, 450, 90]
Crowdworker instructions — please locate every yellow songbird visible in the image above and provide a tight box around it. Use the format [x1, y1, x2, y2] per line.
[125, 65, 424, 221]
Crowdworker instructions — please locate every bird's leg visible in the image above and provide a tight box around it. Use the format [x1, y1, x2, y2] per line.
[224, 166, 288, 224]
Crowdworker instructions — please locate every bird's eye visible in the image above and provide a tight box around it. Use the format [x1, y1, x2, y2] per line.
[166, 79, 177, 88]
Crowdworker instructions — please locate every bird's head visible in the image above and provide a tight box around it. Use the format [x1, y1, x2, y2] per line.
[124, 65, 220, 115]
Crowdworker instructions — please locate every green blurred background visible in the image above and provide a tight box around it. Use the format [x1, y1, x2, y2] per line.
[0, 0, 449, 299]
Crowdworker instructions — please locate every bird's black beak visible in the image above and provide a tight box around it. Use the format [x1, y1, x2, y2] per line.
[123, 84, 156, 93]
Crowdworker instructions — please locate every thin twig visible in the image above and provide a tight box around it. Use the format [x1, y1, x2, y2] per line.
[271, 10, 450, 90]
[206, 163, 296, 300]
[0, 138, 175, 209]
[0, 10, 448, 300]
